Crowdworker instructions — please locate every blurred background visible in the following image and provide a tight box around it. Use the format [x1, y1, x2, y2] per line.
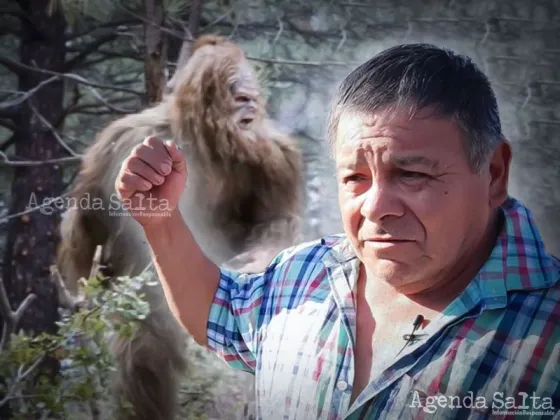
[0, 0, 558, 418]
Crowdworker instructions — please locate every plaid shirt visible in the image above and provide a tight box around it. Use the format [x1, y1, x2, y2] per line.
[206, 196, 560, 419]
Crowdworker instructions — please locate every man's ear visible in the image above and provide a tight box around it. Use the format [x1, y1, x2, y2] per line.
[488, 139, 512, 207]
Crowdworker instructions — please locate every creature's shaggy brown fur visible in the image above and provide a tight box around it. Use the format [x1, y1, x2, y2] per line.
[55, 34, 303, 419]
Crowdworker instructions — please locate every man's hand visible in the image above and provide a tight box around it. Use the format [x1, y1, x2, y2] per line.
[115, 136, 186, 227]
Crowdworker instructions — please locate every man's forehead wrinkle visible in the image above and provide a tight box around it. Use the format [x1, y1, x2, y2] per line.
[341, 113, 416, 146]
[392, 155, 441, 170]
[339, 117, 396, 148]
[336, 145, 444, 172]
[361, 116, 414, 134]
[336, 143, 371, 169]
[336, 109, 458, 172]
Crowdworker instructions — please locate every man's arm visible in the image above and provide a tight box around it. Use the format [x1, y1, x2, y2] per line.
[115, 136, 268, 369]
[143, 208, 220, 347]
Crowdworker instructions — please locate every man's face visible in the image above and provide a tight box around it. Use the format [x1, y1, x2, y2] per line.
[335, 107, 510, 292]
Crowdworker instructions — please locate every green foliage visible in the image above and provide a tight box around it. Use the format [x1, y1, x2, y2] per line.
[0, 270, 158, 419]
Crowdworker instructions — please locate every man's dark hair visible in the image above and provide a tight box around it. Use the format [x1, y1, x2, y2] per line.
[326, 43, 504, 172]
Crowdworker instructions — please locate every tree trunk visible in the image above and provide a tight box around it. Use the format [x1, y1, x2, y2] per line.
[167, 0, 203, 85]
[187, 0, 203, 38]
[144, 0, 167, 105]
[1, 0, 66, 370]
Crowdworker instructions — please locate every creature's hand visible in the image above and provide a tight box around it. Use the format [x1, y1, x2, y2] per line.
[115, 136, 187, 227]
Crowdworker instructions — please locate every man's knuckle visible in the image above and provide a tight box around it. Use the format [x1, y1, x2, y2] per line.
[127, 155, 140, 168]
[132, 144, 146, 156]
[144, 136, 160, 147]
[121, 172, 134, 183]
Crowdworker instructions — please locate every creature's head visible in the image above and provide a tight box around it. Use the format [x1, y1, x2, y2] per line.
[167, 34, 269, 164]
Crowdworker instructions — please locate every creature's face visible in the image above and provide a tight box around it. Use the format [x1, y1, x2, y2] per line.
[170, 38, 275, 164]
[335, 106, 510, 294]
[227, 58, 261, 130]
[174, 42, 265, 133]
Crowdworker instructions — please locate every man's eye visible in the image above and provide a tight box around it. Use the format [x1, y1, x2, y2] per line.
[399, 170, 428, 179]
[343, 174, 364, 183]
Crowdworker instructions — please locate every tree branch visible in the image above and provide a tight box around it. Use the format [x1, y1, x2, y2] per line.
[247, 55, 359, 67]
[0, 105, 17, 119]
[56, 84, 82, 125]
[0, 277, 37, 350]
[197, 9, 232, 31]
[0, 353, 46, 408]
[118, 5, 188, 40]
[0, 26, 19, 37]
[65, 19, 140, 41]
[0, 135, 16, 151]
[0, 191, 73, 226]
[64, 95, 140, 116]
[0, 76, 59, 112]
[0, 55, 28, 76]
[0, 151, 81, 169]
[80, 87, 139, 114]
[65, 108, 129, 116]
[187, 0, 203, 37]
[64, 33, 119, 71]
[144, 0, 167, 104]
[81, 49, 143, 64]
[28, 103, 79, 157]
[0, 6, 26, 21]
[0, 55, 143, 96]
[0, 118, 16, 131]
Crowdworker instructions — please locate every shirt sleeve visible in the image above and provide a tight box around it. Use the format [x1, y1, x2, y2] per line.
[205, 264, 270, 374]
[204, 239, 326, 374]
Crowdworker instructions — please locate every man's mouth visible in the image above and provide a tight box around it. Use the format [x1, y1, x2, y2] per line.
[363, 238, 415, 250]
[366, 237, 412, 242]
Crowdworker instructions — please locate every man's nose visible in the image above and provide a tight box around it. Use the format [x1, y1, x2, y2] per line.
[360, 180, 405, 221]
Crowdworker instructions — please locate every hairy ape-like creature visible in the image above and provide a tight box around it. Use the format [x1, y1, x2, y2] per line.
[55, 34, 303, 419]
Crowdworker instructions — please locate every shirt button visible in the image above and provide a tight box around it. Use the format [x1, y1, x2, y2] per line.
[337, 380, 348, 391]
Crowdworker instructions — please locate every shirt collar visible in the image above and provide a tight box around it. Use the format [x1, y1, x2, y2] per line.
[450, 196, 559, 313]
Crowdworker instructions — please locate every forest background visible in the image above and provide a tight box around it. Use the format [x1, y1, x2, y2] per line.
[0, 0, 558, 418]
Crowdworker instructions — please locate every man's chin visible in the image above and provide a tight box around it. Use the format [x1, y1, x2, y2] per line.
[365, 258, 413, 283]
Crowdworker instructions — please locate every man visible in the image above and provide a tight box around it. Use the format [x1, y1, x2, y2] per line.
[115, 44, 560, 419]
